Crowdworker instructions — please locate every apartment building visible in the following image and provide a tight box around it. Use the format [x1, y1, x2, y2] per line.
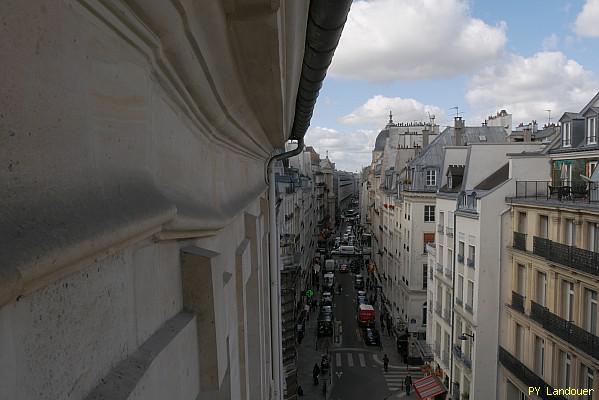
[499, 93, 599, 400]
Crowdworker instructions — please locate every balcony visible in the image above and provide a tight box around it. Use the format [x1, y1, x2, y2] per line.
[533, 236, 599, 277]
[514, 180, 599, 203]
[530, 301, 599, 360]
[466, 258, 474, 269]
[455, 298, 463, 306]
[435, 263, 443, 273]
[498, 346, 566, 400]
[464, 303, 473, 313]
[513, 231, 527, 251]
[429, 267, 434, 280]
[453, 345, 463, 360]
[511, 291, 525, 314]
[437, 224, 444, 234]
[435, 303, 442, 316]
[457, 254, 464, 264]
[463, 356, 472, 370]
[434, 342, 441, 356]
[446, 226, 454, 237]
[444, 267, 452, 277]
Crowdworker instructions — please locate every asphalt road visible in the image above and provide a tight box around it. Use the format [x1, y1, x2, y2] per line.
[327, 268, 391, 400]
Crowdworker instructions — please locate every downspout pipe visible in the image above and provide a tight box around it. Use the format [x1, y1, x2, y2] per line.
[266, 138, 303, 400]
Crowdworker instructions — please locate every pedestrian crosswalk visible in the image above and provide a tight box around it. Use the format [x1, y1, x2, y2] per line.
[332, 351, 370, 368]
[382, 368, 423, 391]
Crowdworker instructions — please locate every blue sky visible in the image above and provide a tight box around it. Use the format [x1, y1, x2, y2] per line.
[306, 0, 599, 172]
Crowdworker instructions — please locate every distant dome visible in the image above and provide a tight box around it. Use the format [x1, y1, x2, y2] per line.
[374, 128, 389, 151]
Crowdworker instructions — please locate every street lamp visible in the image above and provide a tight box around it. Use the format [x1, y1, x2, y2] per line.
[457, 332, 474, 341]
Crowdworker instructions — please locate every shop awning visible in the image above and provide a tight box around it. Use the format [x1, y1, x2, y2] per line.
[413, 375, 447, 399]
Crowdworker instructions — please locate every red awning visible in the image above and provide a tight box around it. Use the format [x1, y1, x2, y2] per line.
[412, 375, 447, 399]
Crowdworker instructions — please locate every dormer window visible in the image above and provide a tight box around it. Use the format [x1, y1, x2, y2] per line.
[563, 122, 572, 147]
[426, 169, 437, 186]
[448, 175, 453, 188]
[588, 117, 597, 144]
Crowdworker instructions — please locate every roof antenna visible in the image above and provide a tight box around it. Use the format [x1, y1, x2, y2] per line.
[545, 109, 552, 125]
[450, 106, 463, 118]
[389, 109, 393, 124]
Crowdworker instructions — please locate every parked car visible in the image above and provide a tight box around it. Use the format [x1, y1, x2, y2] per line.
[318, 314, 333, 337]
[321, 291, 333, 306]
[354, 274, 365, 290]
[339, 264, 349, 273]
[332, 245, 359, 256]
[323, 273, 335, 290]
[363, 327, 381, 346]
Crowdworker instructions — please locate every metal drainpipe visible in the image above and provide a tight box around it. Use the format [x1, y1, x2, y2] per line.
[266, 138, 304, 399]
[449, 211, 457, 398]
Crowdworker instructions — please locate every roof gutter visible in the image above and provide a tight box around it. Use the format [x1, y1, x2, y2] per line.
[265, 2, 352, 397]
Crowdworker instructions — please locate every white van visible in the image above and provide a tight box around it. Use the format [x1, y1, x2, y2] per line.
[325, 259, 336, 273]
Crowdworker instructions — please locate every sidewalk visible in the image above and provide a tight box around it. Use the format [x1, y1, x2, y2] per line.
[296, 293, 333, 399]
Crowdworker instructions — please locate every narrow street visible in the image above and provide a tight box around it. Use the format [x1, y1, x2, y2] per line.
[297, 217, 423, 400]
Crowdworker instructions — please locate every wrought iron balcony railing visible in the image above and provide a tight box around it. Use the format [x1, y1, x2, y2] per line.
[533, 236, 599, 277]
[443, 308, 451, 322]
[465, 303, 473, 313]
[437, 224, 444, 233]
[453, 345, 463, 359]
[444, 267, 452, 277]
[463, 356, 472, 370]
[530, 301, 599, 360]
[457, 254, 464, 264]
[446, 226, 454, 237]
[455, 298, 463, 306]
[466, 258, 474, 268]
[511, 291, 525, 314]
[514, 180, 599, 203]
[498, 346, 566, 400]
[435, 303, 442, 316]
[513, 232, 527, 251]
[435, 263, 443, 273]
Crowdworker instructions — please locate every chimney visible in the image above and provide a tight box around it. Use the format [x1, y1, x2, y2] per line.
[454, 116, 465, 146]
[523, 126, 532, 142]
[422, 126, 429, 148]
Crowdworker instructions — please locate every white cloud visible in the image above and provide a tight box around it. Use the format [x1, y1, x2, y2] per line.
[542, 33, 559, 50]
[330, 0, 507, 82]
[304, 126, 377, 172]
[339, 95, 444, 127]
[575, 0, 599, 37]
[465, 51, 598, 125]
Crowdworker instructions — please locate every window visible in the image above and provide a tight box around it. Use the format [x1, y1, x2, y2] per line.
[457, 275, 464, 302]
[539, 215, 549, 239]
[536, 271, 547, 306]
[580, 365, 594, 400]
[467, 245, 475, 267]
[516, 264, 526, 295]
[423, 233, 435, 253]
[565, 218, 576, 247]
[438, 244, 444, 265]
[562, 281, 574, 321]
[584, 289, 598, 335]
[534, 336, 544, 377]
[515, 324, 524, 360]
[426, 170, 437, 186]
[563, 122, 572, 147]
[467, 280, 474, 307]
[559, 350, 571, 387]
[447, 249, 453, 269]
[588, 222, 599, 252]
[518, 212, 527, 233]
[458, 241, 465, 262]
[507, 380, 530, 400]
[424, 205, 435, 222]
[422, 303, 427, 325]
[588, 117, 597, 144]
[423, 264, 428, 289]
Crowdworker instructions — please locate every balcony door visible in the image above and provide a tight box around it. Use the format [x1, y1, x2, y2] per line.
[536, 271, 547, 307]
[562, 281, 575, 321]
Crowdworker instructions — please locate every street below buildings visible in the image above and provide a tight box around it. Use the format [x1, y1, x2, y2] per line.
[296, 218, 424, 400]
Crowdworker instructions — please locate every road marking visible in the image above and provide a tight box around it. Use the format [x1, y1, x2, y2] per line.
[336, 371, 343, 379]
[347, 353, 354, 367]
[358, 353, 366, 367]
[336, 353, 341, 367]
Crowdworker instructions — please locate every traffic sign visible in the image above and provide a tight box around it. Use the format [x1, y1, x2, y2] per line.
[306, 289, 314, 298]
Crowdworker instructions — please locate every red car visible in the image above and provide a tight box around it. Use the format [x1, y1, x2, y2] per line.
[339, 264, 349, 273]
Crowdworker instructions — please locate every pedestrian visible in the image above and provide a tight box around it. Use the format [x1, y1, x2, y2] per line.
[383, 354, 389, 372]
[312, 363, 320, 385]
[387, 323, 392, 337]
[404, 375, 412, 396]
[305, 303, 310, 320]
[380, 314, 384, 327]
